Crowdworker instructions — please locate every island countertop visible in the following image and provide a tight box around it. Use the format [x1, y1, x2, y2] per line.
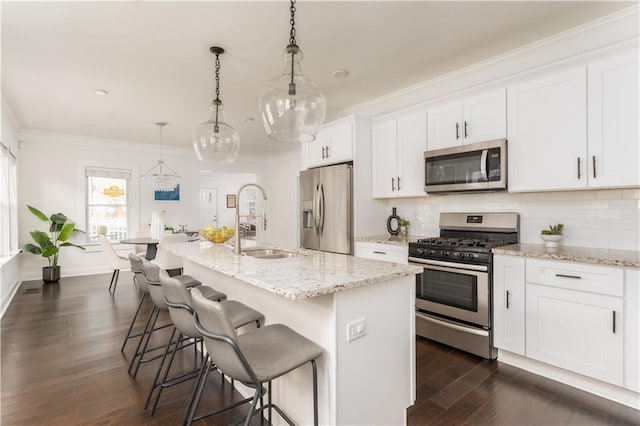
[163, 241, 422, 300]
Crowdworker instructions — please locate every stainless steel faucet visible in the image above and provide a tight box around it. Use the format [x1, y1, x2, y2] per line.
[235, 183, 268, 254]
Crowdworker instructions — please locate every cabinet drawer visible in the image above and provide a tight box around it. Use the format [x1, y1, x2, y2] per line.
[526, 259, 623, 296]
[355, 242, 408, 265]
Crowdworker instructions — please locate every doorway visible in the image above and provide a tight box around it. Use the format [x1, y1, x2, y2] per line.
[199, 188, 218, 229]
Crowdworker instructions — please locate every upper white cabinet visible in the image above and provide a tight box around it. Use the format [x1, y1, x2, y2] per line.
[493, 255, 526, 356]
[372, 110, 427, 198]
[301, 118, 354, 169]
[507, 67, 588, 192]
[427, 89, 506, 150]
[587, 52, 640, 188]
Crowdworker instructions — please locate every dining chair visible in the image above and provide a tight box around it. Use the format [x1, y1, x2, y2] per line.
[133, 227, 151, 256]
[98, 235, 131, 294]
[153, 233, 190, 274]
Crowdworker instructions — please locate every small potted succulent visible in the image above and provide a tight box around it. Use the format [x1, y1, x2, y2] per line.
[540, 223, 564, 248]
[399, 218, 410, 240]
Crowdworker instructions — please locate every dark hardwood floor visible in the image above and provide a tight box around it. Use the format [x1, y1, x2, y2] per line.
[2, 273, 639, 425]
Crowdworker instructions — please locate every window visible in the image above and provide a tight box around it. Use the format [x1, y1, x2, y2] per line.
[0, 143, 18, 256]
[85, 167, 131, 242]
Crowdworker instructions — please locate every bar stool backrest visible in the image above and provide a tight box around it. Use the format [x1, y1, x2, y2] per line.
[159, 269, 200, 338]
[191, 287, 254, 384]
[128, 253, 149, 293]
[142, 261, 168, 310]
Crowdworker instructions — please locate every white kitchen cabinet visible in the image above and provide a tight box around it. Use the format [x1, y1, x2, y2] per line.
[493, 255, 525, 355]
[507, 67, 588, 192]
[371, 111, 427, 198]
[301, 118, 354, 169]
[525, 259, 624, 387]
[587, 52, 640, 188]
[427, 88, 506, 150]
[354, 241, 408, 265]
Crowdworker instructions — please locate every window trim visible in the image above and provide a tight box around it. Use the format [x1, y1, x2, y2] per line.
[76, 159, 139, 244]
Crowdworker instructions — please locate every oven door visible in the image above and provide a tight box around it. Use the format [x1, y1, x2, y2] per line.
[409, 257, 490, 327]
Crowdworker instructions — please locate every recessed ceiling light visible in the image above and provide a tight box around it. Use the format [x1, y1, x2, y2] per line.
[332, 69, 349, 79]
[244, 117, 255, 123]
[94, 88, 109, 96]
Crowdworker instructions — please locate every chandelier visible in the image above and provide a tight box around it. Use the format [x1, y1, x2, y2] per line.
[259, 0, 326, 143]
[141, 122, 181, 192]
[193, 46, 240, 163]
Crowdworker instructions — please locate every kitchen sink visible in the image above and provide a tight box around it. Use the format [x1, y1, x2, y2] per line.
[241, 249, 299, 259]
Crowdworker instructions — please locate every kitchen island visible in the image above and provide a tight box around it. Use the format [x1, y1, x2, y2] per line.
[164, 241, 422, 425]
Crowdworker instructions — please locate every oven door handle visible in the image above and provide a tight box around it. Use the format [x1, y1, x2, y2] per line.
[417, 312, 489, 337]
[409, 257, 488, 272]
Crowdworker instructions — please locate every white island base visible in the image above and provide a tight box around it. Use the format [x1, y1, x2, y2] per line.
[185, 259, 416, 425]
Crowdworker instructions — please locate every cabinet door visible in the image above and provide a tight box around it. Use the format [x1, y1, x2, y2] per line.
[462, 89, 506, 144]
[427, 101, 462, 150]
[397, 111, 427, 197]
[588, 52, 640, 188]
[493, 255, 525, 355]
[324, 120, 354, 165]
[526, 283, 623, 386]
[507, 68, 587, 192]
[302, 134, 327, 169]
[354, 242, 408, 264]
[371, 119, 398, 198]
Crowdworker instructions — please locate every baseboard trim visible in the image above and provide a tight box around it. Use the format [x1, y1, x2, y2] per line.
[1, 278, 22, 319]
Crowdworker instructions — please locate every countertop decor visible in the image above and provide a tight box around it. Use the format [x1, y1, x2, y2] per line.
[162, 241, 422, 300]
[492, 243, 640, 268]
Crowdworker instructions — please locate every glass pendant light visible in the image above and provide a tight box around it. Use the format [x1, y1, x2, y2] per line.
[259, 0, 326, 143]
[141, 122, 181, 192]
[193, 46, 240, 163]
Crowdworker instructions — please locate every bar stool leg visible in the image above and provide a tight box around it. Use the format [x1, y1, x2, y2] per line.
[121, 291, 147, 353]
[150, 332, 184, 415]
[128, 305, 157, 374]
[144, 327, 177, 410]
[312, 360, 318, 426]
[184, 359, 213, 426]
[131, 307, 160, 378]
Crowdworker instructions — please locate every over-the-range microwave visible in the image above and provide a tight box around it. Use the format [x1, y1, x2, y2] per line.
[424, 139, 507, 194]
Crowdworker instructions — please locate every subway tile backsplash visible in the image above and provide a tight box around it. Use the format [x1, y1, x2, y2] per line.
[387, 189, 640, 251]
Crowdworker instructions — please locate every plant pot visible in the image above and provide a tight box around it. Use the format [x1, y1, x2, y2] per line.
[540, 234, 562, 248]
[42, 266, 61, 283]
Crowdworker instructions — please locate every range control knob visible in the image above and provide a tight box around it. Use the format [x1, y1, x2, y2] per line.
[428, 250, 436, 256]
[416, 248, 424, 255]
[466, 253, 474, 260]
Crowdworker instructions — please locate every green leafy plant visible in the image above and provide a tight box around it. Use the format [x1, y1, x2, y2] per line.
[541, 223, 564, 235]
[22, 205, 85, 267]
[399, 218, 410, 227]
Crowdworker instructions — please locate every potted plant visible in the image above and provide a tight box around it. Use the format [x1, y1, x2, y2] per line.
[540, 223, 564, 248]
[399, 218, 411, 240]
[22, 205, 86, 283]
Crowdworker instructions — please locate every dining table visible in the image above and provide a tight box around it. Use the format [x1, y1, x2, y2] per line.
[119, 237, 160, 260]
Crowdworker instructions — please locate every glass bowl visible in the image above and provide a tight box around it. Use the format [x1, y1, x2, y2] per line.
[200, 227, 235, 244]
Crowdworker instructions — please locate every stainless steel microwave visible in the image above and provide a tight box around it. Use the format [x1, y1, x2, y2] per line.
[424, 139, 507, 194]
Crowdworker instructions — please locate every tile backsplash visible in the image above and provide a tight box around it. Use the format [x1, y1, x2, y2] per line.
[387, 189, 640, 251]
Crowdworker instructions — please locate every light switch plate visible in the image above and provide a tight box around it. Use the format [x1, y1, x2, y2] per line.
[347, 318, 367, 342]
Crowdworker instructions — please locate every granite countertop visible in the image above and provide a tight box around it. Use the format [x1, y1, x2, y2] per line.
[492, 243, 640, 268]
[163, 241, 422, 301]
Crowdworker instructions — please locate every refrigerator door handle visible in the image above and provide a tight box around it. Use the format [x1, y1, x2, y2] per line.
[313, 183, 320, 236]
[319, 182, 326, 235]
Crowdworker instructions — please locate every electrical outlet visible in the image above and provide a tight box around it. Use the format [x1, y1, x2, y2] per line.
[347, 318, 367, 342]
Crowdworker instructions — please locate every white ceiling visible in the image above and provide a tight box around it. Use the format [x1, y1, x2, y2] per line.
[2, 1, 633, 156]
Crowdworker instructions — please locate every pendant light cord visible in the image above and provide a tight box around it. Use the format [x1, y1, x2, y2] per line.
[288, 0, 297, 96]
[213, 52, 221, 133]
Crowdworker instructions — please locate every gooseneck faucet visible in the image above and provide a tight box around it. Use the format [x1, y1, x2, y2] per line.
[235, 183, 268, 254]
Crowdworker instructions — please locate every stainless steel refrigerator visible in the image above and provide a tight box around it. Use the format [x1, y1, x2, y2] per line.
[300, 163, 353, 255]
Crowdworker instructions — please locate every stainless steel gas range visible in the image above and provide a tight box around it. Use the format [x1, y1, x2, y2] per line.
[408, 212, 520, 359]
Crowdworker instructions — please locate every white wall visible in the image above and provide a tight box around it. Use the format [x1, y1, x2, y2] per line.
[200, 171, 259, 229]
[17, 130, 266, 280]
[1, 98, 22, 316]
[386, 189, 640, 251]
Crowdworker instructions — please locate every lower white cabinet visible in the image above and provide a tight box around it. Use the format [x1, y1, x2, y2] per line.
[354, 242, 408, 265]
[526, 283, 624, 386]
[494, 256, 630, 389]
[493, 255, 525, 355]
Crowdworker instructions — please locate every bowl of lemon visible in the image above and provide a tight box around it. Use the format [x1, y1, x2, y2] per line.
[201, 226, 235, 244]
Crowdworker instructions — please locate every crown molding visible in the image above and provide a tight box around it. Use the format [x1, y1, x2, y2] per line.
[344, 4, 640, 118]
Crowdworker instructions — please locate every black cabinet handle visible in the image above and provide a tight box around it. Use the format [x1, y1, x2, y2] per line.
[555, 273, 581, 279]
[464, 121, 469, 138]
[506, 290, 511, 309]
[373, 251, 386, 255]
[577, 157, 581, 179]
[391, 178, 396, 191]
[321, 146, 326, 159]
[612, 310, 616, 333]
[397, 176, 401, 191]
[326, 146, 330, 158]
[593, 155, 597, 178]
[455, 123, 460, 140]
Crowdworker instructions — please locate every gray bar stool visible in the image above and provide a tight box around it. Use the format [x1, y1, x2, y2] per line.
[145, 270, 264, 416]
[190, 287, 324, 426]
[129, 260, 212, 378]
